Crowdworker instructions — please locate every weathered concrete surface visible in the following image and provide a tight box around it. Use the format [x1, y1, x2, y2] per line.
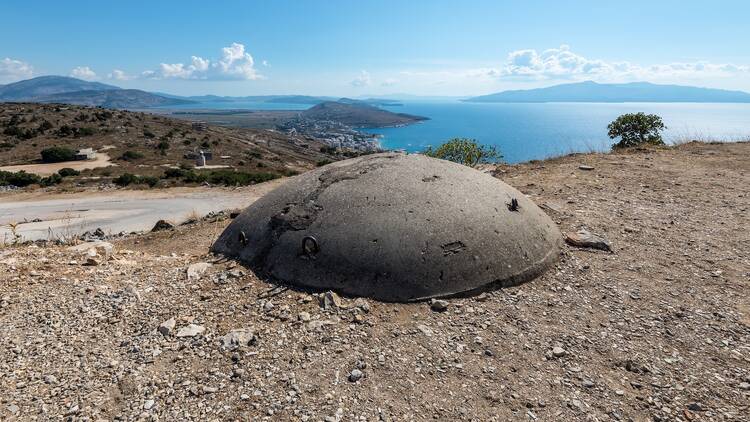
[212, 153, 562, 301]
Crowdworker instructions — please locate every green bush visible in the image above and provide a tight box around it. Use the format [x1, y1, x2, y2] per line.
[316, 159, 333, 167]
[608, 113, 666, 148]
[140, 176, 159, 187]
[113, 173, 159, 188]
[113, 173, 138, 186]
[0, 170, 41, 187]
[40, 173, 63, 187]
[163, 168, 188, 179]
[423, 138, 502, 167]
[41, 146, 76, 163]
[3, 125, 36, 139]
[76, 127, 95, 137]
[162, 168, 279, 186]
[119, 150, 144, 161]
[208, 170, 278, 186]
[157, 140, 170, 153]
[58, 168, 80, 177]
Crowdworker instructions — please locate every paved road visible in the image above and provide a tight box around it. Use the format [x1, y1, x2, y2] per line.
[0, 183, 280, 242]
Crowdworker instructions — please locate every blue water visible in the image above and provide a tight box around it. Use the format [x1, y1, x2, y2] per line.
[362, 101, 750, 163]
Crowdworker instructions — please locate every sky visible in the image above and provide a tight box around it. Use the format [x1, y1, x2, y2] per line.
[1, 0, 749, 97]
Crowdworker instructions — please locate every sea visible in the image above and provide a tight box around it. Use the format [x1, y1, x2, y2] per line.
[168, 101, 750, 164]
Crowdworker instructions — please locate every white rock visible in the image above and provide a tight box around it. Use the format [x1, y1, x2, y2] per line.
[221, 328, 255, 350]
[158, 318, 176, 336]
[187, 262, 212, 280]
[176, 324, 205, 338]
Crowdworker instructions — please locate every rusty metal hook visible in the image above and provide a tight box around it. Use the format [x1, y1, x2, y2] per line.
[301, 235, 320, 257]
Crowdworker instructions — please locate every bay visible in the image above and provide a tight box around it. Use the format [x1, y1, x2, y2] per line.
[363, 101, 750, 163]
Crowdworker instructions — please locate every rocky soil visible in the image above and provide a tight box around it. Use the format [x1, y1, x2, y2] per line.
[1, 142, 748, 421]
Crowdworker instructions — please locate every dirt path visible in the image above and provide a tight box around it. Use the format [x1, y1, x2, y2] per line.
[0, 153, 114, 176]
[0, 180, 284, 242]
[0, 142, 748, 421]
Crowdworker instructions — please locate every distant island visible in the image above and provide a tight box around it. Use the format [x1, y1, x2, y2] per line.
[465, 81, 750, 103]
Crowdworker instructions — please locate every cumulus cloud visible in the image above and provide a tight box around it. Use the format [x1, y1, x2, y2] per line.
[0, 57, 34, 83]
[107, 69, 132, 81]
[351, 70, 371, 87]
[146, 42, 261, 81]
[70, 66, 98, 81]
[500, 45, 750, 81]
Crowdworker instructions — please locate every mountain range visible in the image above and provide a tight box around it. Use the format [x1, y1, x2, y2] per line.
[465, 81, 750, 103]
[4, 76, 750, 109]
[0, 76, 192, 108]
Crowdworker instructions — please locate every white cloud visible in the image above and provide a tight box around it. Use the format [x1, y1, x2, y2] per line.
[146, 42, 261, 81]
[262, 60, 269, 67]
[0, 57, 34, 83]
[500, 45, 750, 82]
[107, 69, 132, 81]
[351, 70, 371, 87]
[70, 66, 98, 81]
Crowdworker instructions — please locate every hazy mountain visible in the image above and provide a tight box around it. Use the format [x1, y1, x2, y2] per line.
[170, 94, 335, 104]
[34, 89, 193, 108]
[301, 101, 427, 127]
[338, 97, 403, 107]
[465, 81, 750, 103]
[0, 76, 119, 100]
[0, 76, 193, 108]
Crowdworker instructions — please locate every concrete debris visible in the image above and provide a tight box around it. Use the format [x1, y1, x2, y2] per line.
[175, 324, 205, 338]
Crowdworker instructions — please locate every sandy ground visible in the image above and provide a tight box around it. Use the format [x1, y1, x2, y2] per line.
[0, 180, 284, 242]
[0, 142, 748, 421]
[0, 153, 114, 176]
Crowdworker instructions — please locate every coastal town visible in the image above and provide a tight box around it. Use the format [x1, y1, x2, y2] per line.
[277, 115, 383, 151]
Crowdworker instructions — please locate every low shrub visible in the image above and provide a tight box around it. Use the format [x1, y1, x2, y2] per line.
[161, 168, 279, 186]
[40, 173, 63, 187]
[0, 170, 40, 187]
[58, 168, 80, 177]
[119, 150, 144, 161]
[423, 138, 502, 167]
[113, 173, 139, 186]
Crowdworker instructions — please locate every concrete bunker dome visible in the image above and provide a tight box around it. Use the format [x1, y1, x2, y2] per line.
[212, 153, 562, 302]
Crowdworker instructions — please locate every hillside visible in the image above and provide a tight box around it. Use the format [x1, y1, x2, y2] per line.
[36, 89, 193, 108]
[466, 81, 750, 103]
[301, 101, 427, 127]
[0, 76, 192, 109]
[0, 76, 118, 100]
[0, 103, 339, 188]
[1, 142, 748, 420]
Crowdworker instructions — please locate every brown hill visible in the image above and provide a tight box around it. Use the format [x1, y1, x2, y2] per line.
[0, 102, 338, 187]
[301, 101, 427, 128]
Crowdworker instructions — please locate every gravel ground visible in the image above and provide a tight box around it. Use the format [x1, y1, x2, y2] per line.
[1, 141, 748, 421]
